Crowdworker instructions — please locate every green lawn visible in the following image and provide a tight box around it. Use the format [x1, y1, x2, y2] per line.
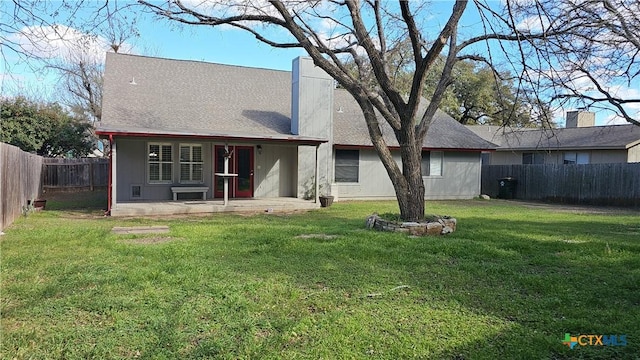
[1, 200, 638, 359]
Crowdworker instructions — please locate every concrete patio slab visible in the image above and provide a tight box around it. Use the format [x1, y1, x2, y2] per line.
[110, 197, 319, 217]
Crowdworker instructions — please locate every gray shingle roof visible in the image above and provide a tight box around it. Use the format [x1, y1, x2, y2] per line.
[99, 53, 495, 150]
[333, 90, 496, 149]
[467, 124, 640, 150]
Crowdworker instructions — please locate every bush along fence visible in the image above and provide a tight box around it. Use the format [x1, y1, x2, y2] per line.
[481, 163, 640, 206]
[0, 143, 43, 232]
[42, 158, 108, 190]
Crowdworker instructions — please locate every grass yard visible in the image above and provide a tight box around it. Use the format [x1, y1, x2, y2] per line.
[1, 200, 639, 359]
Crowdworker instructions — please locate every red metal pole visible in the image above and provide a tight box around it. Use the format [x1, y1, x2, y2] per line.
[106, 134, 113, 216]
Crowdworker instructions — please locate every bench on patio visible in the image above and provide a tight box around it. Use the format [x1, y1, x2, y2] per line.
[171, 186, 209, 201]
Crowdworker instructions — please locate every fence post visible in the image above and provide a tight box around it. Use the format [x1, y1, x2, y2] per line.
[89, 162, 94, 191]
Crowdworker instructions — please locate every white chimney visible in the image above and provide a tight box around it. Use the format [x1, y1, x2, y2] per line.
[566, 110, 595, 128]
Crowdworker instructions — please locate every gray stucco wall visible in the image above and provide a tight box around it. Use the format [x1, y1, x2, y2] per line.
[333, 149, 482, 200]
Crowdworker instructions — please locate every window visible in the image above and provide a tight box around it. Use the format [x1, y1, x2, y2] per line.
[421, 151, 443, 176]
[523, 152, 545, 164]
[481, 152, 491, 165]
[148, 143, 173, 183]
[180, 144, 204, 183]
[564, 152, 589, 164]
[335, 149, 359, 182]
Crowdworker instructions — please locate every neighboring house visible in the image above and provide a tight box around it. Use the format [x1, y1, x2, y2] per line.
[468, 111, 640, 165]
[96, 53, 495, 214]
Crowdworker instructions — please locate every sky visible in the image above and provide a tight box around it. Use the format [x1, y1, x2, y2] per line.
[2, 1, 637, 127]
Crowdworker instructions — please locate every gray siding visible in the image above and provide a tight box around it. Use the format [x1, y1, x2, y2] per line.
[292, 58, 334, 197]
[115, 137, 213, 202]
[115, 138, 303, 201]
[490, 149, 629, 165]
[628, 144, 640, 163]
[333, 149, 481, 200]
[254, 144, 297, 197]
[591, 150, 628, 164]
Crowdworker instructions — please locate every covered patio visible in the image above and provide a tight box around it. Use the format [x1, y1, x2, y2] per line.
[110, 197, 319, 217]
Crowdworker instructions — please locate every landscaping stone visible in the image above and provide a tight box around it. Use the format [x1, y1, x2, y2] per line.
[480, 194, 491, 200]
[366, 215, 456, 236]
[365, 213, 380, 229]
[426, 222, 443, 235]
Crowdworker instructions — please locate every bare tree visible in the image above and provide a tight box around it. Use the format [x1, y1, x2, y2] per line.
[1, 1, 139, 122]
[139, 0, 640, 220]
[6, 1, 637, 219]
[136, 1, 474, 220]
[46, 11, 139, 123]
[497, 0, 639, 125]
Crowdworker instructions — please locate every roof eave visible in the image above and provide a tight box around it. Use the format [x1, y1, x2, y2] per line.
[626, 139, 640, 149]
[95, 129, 327, 146]
[333, 144, 495, 152]
[495, 145, 629, 151]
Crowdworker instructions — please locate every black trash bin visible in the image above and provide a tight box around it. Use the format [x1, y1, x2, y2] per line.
[497, 177, 517, 199]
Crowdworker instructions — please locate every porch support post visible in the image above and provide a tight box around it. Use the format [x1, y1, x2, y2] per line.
[111, 138, 117, 210]
[223, 143, 229, 206]
[315, 144, 319, 204]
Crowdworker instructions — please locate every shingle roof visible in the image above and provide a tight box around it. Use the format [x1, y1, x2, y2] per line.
[467, 124, 640, 150]
[98, 53, 322, 143]
[333, 90, 496, 149]
[99, 53, 495, 150]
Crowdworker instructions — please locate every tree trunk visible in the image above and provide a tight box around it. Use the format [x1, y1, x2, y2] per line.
[395, 180, 425, 222]
[355, 101, 428, 222]
[397, 130, 426, 222]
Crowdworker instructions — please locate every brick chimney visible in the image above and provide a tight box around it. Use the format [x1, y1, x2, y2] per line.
[566, 110, 595, 128]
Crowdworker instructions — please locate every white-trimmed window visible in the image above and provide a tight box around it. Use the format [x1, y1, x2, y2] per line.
[335, 149, 359, 182]
[421, 151, 443, 176]
[523, 152, 545, 164]
[148, 143, 173, 183]
[564, 152, 589, 164]
[180, 144, 203, 183]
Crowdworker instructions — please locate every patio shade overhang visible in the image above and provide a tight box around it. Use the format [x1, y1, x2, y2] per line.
[95, 125, 328, 146]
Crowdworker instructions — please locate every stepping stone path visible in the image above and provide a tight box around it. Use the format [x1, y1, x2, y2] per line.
[112, 226, 170, 234]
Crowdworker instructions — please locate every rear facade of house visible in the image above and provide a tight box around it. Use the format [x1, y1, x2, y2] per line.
[97, 53, 495, 211]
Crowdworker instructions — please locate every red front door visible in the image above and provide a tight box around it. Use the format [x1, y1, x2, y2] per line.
[214, 145, 254, 198]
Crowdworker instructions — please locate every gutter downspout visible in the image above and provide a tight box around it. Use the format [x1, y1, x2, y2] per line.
[106, 134, 113, 216]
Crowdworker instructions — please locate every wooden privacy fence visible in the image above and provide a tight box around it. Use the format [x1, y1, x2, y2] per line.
[481, 163, 640, 206]
[42, 158, 108, 190]
[1, 142, 43, 232]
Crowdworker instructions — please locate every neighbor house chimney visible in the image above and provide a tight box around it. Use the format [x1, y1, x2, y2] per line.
[566, 110, 595, 128]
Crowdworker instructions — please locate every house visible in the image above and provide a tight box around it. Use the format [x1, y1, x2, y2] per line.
[468, 111, 640, 165]
[96, 53, 495, 215]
